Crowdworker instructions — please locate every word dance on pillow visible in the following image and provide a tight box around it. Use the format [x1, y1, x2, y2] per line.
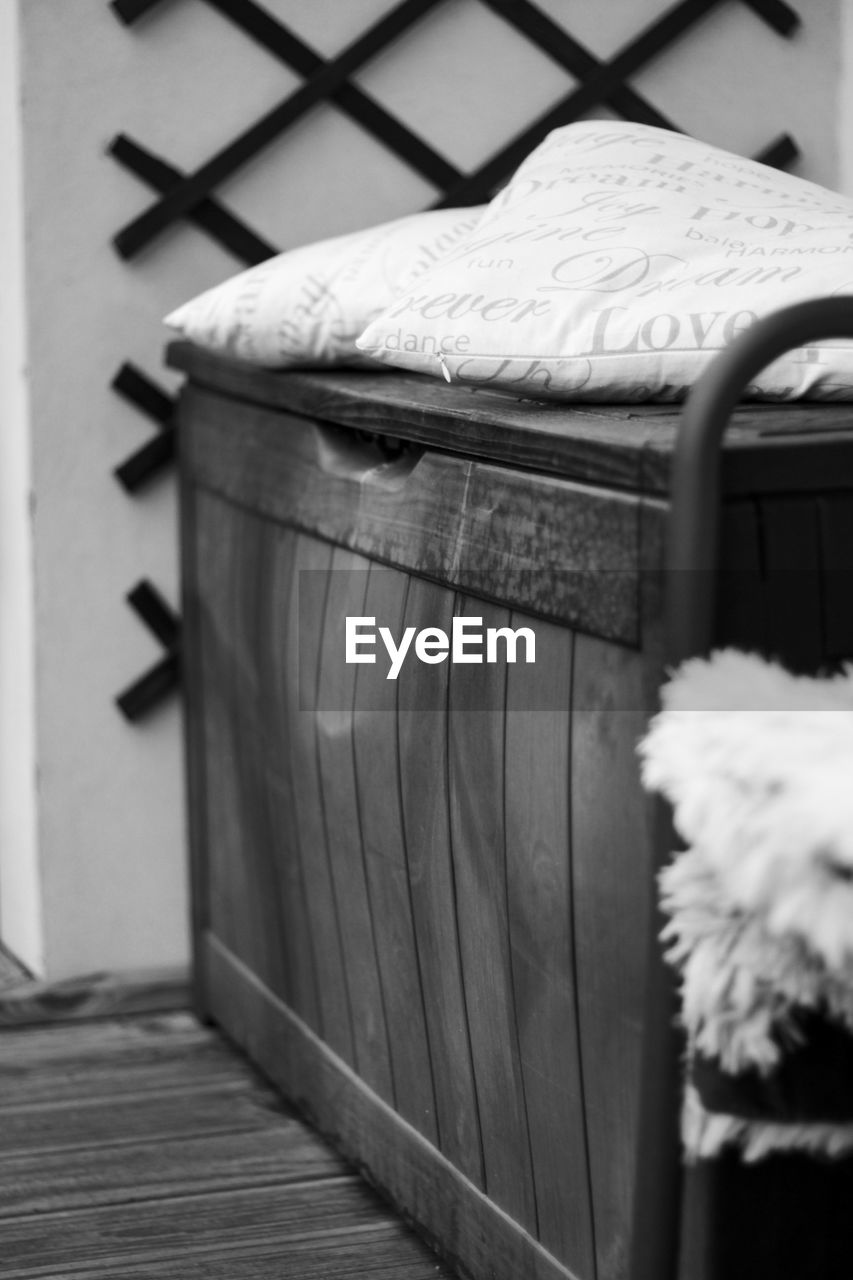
[164, 206, 484, 368]
[357, 123, 853, 401]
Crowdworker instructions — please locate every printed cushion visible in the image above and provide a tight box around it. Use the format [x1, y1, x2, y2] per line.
[164, 206, 484, 368]
[356, 123, 853, 401]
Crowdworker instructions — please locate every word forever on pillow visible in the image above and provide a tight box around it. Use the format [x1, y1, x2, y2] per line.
[164, 206, 484, 368]
[357, 123, 853, 401]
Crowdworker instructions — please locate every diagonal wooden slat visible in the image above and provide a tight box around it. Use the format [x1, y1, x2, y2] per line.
[753, 132, 800, 169]
[481, 0, 799, 161]
[201, 0, 462, 192]
[434, 0, 794, 207]
[127, 580, 180, 649]
[112, 363, 179, 493]
[116, 581, 182, 722]
[115, 431, 176, 494]
[110, 0, 170, 24]
[740, 0, 800, 34]
[480, 0, 680, 132]
[116, 652, 181, 722]
[112, 363, 175, 427]
[110, 134, 278, 265]
[113, 0, 448, 259]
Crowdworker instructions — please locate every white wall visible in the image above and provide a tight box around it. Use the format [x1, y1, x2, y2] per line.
[0, 0, 846, 980]
[0, 0, 41, 973]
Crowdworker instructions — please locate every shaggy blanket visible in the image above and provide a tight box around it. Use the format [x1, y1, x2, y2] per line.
[639, 649, 853, 1161]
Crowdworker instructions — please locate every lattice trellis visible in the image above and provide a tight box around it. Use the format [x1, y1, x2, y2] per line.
[110, 0, 802, 718]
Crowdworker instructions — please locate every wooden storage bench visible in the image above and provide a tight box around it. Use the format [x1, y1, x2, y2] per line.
[171, 341, 853, 1280]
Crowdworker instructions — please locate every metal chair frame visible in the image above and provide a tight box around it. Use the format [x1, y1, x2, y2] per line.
[630, 296, 853, 1280]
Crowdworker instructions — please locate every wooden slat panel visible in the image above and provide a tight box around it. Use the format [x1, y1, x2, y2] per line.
[179, 461, 212, 1019]
[206, 934, 583, 1280]
[183, 386, 641, 644]
[194, 497, 253, 969]
[259, 523, 321, 1031]
[283, 533, 353, 1064]
[0, 1128, 345, 1218]
[195, 500, 288, 995]
[396, 578, 484, 1187]
[352, 565, 438, 1141]
[237, 520, 293, 1001]
[448, 595, 537, 1233]
[818, 491, 853, 660]
[170, 345, 853, 498]
[759, 494, 824, 671]
[316, 547, 394, 1102]
[571, 635, 654, 1280]
[504, 616, 595, 1271]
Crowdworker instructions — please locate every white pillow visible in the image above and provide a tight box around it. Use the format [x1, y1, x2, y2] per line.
[356, 123, 853, 401]
[164, 207, 484, 368]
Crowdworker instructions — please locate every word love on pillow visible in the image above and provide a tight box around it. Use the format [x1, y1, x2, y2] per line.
[357, 123, 853, 401]
[165, 206, 483, 368]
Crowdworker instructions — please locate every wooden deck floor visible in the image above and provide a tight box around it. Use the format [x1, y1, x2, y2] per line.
[0, 1011, 456, 1279]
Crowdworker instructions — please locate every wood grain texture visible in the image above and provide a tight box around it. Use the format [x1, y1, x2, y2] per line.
[315, 546, 395, 1103]
[0, 1010, 203, 1065]
[25, 1232, 453, 1280]
[179, 451, 211, 1020]
[352, 564, 438, 1141]
[396, 577, 484, 1188]
[0, 1082, 285, 1157]
[284, 533, 354, 1064]
[182, 386, 642, 645]
[0, 1028, 252, 1107]
[504, 616, 595, 1273]
[0, 1127, 345, 1218]
[169, 343, 853, 497]
[205, 933, 581, 1280]
[447, 594, 537, 1233]
[0, 1179, 396, 1276]
[0, 967, 188, 1028]
[177, 352, 853, 1280]
[194, 498, 289, 997]
[257, 522, 322, 1031]
[0, 1012, 451, 1280]
[570, 634, 655, 1280]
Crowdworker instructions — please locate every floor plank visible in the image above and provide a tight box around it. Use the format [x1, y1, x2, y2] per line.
[0, 968, 189, 1026]
[0, 1128, 346, 1218]
[0, 1013, 455, 1279]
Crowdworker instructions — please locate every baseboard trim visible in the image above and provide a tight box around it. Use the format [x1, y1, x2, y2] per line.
[204, 931, 577, 1280]
[0, 963, 190, 1027]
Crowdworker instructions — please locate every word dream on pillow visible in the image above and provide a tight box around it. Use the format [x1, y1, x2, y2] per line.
[164, 206, 484, 368]
[357, 123, 853, 402]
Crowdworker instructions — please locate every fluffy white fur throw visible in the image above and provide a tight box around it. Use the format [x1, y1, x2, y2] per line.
[639, 649, 853, 1160]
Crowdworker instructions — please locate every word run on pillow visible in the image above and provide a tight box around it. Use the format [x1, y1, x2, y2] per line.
[164, 206, 484, 368]
[357, 123, 853, 401]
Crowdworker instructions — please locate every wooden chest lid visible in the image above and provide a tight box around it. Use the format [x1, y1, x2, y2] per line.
[167, 342, 853, 498]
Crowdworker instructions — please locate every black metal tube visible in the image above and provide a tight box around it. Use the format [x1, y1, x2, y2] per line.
[630, 296, 853, 1280]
